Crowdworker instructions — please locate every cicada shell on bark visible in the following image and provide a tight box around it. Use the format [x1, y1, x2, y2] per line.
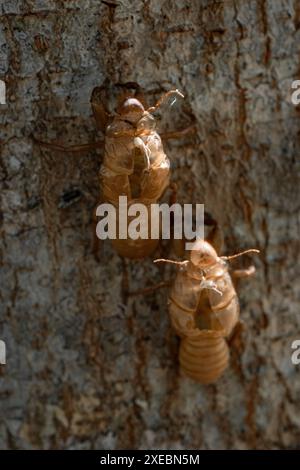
[168, 240, 255, 384]
[100, 92, 182, 259]
[179, 331, 229, 384]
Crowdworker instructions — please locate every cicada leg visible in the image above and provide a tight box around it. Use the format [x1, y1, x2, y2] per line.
[146, 89, 197, 141]
[128, 281, 171, 297]
[228, 320, 246, 362]
[147, 89, 184, 113]
[232, 265, 256, 279]
[33, 138, 104, 153]
[160, 124, 197, 141]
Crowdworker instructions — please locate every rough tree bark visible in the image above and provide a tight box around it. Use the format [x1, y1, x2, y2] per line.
[0, 0, 300, 450]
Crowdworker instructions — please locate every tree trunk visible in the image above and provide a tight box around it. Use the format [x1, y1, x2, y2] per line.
[0, 0, 299, 450]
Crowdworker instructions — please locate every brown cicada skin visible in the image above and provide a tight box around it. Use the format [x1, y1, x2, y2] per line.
[166, 240, 258, 384]
[100, 91, 182, 259]
[34, 86, 194, 260]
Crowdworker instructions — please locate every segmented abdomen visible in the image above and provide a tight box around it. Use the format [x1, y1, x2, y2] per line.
[179, 330, 229, 384]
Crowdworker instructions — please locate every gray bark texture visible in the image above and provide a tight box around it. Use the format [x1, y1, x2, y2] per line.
[0, 0, 300, 450]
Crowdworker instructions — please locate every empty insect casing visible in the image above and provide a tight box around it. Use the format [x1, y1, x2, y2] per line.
[101, 98, 171, 258]
[168, 241, 240, 384]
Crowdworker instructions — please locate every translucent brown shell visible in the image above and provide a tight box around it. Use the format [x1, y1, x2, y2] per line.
[179, 330, 229, 384]
[168, 250, 239, 384]
[101, 100, 170, 259]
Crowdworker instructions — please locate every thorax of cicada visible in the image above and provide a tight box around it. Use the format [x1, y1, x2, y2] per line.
[184, 261, 235, 333]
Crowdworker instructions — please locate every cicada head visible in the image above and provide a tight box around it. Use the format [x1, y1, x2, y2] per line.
[190, 240, 218, 269]
[117, 98, 145, 123]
